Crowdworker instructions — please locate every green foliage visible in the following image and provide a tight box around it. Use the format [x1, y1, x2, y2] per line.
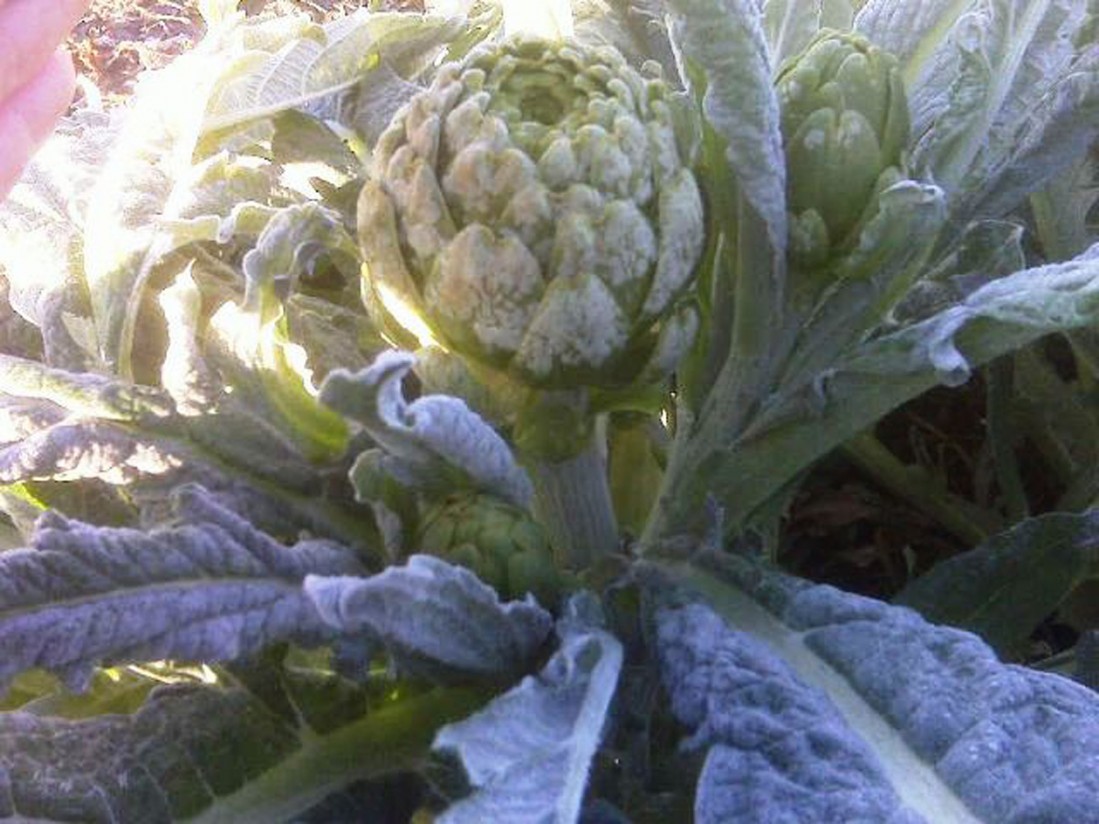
[2, 1, 1099, 821]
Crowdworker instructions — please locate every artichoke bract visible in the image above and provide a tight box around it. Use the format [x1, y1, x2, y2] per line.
[358, 36, 705, 391]
[776, 30, 909, 267]
[417, 492, 562, 605]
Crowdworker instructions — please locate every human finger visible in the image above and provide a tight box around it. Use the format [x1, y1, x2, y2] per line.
[0, 0, 89, 103]
[0, 48, 77, 201]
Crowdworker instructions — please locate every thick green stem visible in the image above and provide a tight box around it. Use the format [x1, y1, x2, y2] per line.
[985, 356, 1029, 522]
[191, 686, 489, 824]
[526, 431, 619, 569]
[841, 432, 999, 546]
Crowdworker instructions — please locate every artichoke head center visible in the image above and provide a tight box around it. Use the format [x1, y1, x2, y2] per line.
[504, 73, 576, 126]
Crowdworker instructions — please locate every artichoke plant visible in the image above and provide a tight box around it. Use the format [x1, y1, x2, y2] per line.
[358, 36, 705, 392]
[417, 492, 562, 605]
[358, 35, 705, 566]
[776, 30, 910, 268]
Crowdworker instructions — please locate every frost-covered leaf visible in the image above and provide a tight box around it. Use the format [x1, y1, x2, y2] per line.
[0, 108, 117, 369]
[320, 350, 534, 508]
[652, 242, 1099, 536]
[656, 552, 1099, 822]
[0, 352, 175, 422]
[857, 0, 1099, 222]
[571, 0, 678, 76]
[0, 680, 487, 824]
[775, 179, 947, 391]
[0, 684, 298, 823]
[1029, 150, 1099, 262]
[203, 11, 463, 132]
[270, 110, 361, 174]
[895, 511, 1099, 655]
[304, 554, 552, 684]
[891, 219, 1026, 325]
[433, 598, 623, 823]
[763, 0, 854, 65]
[0, 418, 189, 485]
[205, 204, 355, 463]
[666, 0, 787, 271]
[152, 150, 282, 248]
[0, 351, 303, 492]
[81, 23, 256, 376]
[0, 486, 363, 691]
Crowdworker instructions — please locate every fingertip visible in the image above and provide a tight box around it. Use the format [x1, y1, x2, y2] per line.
[46, 47, 79, 112]
[0, 48, 81, 201]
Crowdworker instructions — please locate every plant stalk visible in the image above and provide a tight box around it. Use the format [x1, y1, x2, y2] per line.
[526, 430, 619, 570]
[190, 686, 489, 824]
[841, 431, 998, 546]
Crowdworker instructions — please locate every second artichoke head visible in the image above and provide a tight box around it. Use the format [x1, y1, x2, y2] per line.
[777, 30, 910, 268]
[359, 36, 705, 391]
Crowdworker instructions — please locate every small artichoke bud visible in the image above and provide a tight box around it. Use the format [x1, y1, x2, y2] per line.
[360, 36, 705, 391]
[416, 493, 562, 605]
[777, 30, 909, 258]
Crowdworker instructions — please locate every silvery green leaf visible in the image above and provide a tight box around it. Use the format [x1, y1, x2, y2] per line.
[840, 244, 1099, 388]
[650, 243, 1099, 538]
[0, 684, 299, 823]
[0, 354, 311, 496]
[857, 0, 1099, 221]
[894, 511, 1099, 656]
[666, 0, 787, 272]
[320, 350, 534, 509]
[891, 219, 1026, 325]
[0, 273, 43, 361]
[656, 553, 1099, 822]
[270, 110, 361, 174]
[203, 11, 463, 133]
[763, 0, 854, 65]
[0, 108, 117, 369]
[339, 62, 425, 146]
[776, 180, 947, 391]
[240, 202, 359, 293]
[305, 555, 551, 684]
[433, 601, 623, 823]
[0, 396, 66, 445]
[153, 151, 282, 248]
[572, 1, 679, 77]
[0, 680, 487, 824]
[0, 418, 191, 485]
[0, 486, 363, 691]
[1011, 348, 1099, 510]
[0, 352, 174, 422]
[81, 22, 262, 377]
[284, 292, 389, 383]
[1029, 137, 1099, 262]
[205, 208, 354, 465]
[957, 46, 1099, 224]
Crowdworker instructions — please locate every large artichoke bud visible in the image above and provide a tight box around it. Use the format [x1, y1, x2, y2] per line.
[416, 492, 562, 605]
[776, 30, 909, 267]
[358, 36, 705, 391]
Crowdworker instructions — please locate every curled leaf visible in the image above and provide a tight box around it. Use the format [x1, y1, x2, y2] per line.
[320, 350, 534, 508]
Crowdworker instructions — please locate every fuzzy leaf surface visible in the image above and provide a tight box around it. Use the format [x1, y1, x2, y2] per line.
[652, 242, 1099, 536]
[856, 0, 1099, 222]
[666, 0, 787, 272]
[894, 511, 1099, 655]
[320, 351, 534, 508]
[0, 486, 362, 691]
[305, 554, 552, 684]
[656, 552, 1099, 822]
[0, 681, 487, 824]
[433, 600, 623, 823]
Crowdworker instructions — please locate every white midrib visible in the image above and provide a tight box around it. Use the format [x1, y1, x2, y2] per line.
[680, 566, 984, 824]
